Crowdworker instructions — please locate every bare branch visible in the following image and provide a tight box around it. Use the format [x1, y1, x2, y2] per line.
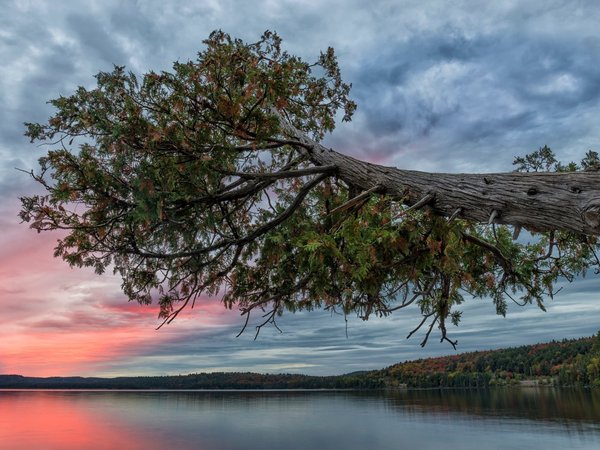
[447, 208, 462, 223]
[420, 314, 439, 347]
[407, 312, 435, 340]
[393, 193, 435, 220]
[512, 225, 522, 240]
[328, 184, 383, 216]
[535, 230, 555, 262]
[461, 232, 513, 275]
[228, 165, 337, 180]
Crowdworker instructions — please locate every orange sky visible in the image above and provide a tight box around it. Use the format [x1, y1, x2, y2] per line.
[0, 207, 240, 376]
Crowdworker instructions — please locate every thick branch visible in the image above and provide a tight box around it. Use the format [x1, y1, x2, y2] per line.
[278, 120, 600, 235]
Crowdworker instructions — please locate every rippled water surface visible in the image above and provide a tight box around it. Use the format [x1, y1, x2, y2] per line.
[1, 388, 600, 449]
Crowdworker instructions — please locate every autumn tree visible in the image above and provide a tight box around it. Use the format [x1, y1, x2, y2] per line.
[20, 31, 600, 348]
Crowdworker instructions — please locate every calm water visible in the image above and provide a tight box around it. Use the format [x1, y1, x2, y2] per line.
[1, 388, 600, 449]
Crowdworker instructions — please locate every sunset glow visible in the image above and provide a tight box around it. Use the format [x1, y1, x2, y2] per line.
[2, 0, 600, 379]
[0, 392, 181, 450]
[0, 214, 239, 376]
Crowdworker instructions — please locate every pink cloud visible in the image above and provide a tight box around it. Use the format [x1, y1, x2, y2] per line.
[0, 202, 241, 377]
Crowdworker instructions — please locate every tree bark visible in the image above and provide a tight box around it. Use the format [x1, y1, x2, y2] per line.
[287, 128, 600, 235]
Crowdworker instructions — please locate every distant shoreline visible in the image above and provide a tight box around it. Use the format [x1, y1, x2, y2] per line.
[3, 333, 598, 390]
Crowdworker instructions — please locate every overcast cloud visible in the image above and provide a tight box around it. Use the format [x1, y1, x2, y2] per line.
[1, 0, 600, 377]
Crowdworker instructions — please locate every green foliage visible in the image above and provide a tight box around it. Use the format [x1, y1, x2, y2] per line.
[20, 30, 355, 318]
[19, 31, 600, 347]
[512, 145, 558, 172]
[373, 334, 598, 388]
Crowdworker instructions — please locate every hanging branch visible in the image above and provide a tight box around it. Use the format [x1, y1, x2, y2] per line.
[20, 30, 600, 350]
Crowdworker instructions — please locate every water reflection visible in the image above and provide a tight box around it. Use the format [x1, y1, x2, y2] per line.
[375, 388, 600, 423]
[1, 389, 599, 450]
[0, 390, 170, 450]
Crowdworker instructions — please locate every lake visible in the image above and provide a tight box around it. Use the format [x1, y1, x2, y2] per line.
[1, 388, 599, 449]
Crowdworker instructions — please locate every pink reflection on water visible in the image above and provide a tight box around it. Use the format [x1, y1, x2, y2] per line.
[0, 391, 215, 450]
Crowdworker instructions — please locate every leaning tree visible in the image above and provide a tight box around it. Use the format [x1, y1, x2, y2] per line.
[20, 31, 600, 347]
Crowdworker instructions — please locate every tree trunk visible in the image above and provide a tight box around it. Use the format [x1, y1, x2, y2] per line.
[290, 130, 600, 235]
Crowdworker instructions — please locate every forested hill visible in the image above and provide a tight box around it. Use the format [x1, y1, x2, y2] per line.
[1, 334, 599, 389]
[370, 334, 600, 389]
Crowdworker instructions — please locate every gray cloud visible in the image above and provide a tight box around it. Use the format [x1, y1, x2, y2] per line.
[82, 275, 600, 376]
[343, 23, 600, 172]
[65, 13, 129, 66]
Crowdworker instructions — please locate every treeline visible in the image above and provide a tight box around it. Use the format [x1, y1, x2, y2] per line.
[2, 333, 599, 390]
[0, 372, 370, 390]
[367, 332, 600, 388]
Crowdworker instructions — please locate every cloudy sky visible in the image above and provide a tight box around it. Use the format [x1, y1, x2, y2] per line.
[2, 0, 600, 377]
